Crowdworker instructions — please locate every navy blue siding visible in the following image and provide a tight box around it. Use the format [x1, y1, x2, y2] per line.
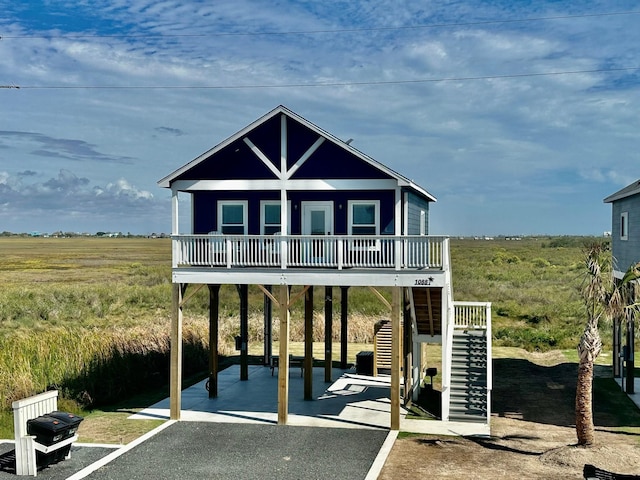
[192, 190, 395, 235]
[611, 195, 640, 272]
[286, 117, 328, 170]
[175, 138, 276, 181]
[293, 140, 391, 179]
[174, 114, 391, 182]
[244, 115, 281, 171]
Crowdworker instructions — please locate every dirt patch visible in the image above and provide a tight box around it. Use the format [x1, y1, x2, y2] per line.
[379, 356, 640, 479]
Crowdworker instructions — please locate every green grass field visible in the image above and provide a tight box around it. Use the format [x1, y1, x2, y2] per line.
[0, 234, 630, 440]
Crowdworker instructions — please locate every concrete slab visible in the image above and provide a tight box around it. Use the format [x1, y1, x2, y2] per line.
[132, 364, 490, 436]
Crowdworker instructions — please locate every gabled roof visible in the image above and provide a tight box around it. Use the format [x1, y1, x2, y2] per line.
[158, 105, 436, 202]
[603, 178, 640, 203]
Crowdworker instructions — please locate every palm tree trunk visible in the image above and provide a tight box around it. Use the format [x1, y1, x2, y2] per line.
[575, 357, 595, 445]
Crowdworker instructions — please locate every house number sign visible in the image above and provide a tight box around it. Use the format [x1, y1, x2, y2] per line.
[414, 277, 435, 286]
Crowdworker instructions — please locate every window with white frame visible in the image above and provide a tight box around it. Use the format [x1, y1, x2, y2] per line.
[261, 201, 281, 235]
[621, 211, 629, 240]
[348, 200, 379, 235]
[218, 201, 247, 234]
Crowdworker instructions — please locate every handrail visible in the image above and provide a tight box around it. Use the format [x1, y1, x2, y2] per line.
[453, 301, 492, 329]
[171, 234, 449, 270]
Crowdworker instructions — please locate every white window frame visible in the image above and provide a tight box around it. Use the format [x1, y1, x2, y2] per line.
[260, 200, 292, 235]
[260, 200, 281, 235]
[348, 200, 380, 235]
[420, 210, 427, 236]
[621, 211, 629, 241]
[218, 200, 248, 235]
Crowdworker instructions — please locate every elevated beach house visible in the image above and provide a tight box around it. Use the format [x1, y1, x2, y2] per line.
[158, 105, 492, 431]
[604, 179, 640, 391]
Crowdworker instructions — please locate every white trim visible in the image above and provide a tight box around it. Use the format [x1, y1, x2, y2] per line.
[402, 191, 408, 236]
[158, 105, 437, 203]
[621, 211, 629, 240]
[171, 189, 179, 235]
[170, 178, 400, 192]
[243, 137, 281, 178]
[218, 200, 248, 234]
[281, 114, 287, 175]
[348, 200, 380, 235]
[286, 137, 325, 179]
[420, 210, 427, 235]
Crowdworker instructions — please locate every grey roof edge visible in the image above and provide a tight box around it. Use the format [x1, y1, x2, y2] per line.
[603, 178, 640, 203]
[157, 105, 437, 202]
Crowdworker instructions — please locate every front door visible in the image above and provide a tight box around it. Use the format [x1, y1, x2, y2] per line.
[301, 202, 333, 263]
[302, 202, 333, 236]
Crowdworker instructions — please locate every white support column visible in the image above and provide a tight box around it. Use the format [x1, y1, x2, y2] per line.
[172, 188, 179, 235]
[172, 189, 180, 268]
[280, 114, 289, 268]
[395, 186, 403, 270]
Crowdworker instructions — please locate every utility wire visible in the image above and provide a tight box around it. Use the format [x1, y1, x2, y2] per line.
[1, 10, 639, 39]
[3, 66, 637, 91]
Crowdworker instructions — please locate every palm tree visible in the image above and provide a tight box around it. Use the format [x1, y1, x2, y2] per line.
[576, 242, 639, 445]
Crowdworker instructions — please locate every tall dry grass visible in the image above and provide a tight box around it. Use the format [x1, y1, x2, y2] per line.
[0, 310, 378, 411]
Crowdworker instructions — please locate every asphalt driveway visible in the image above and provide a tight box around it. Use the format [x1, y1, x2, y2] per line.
[83, 422, 389, 480]
[1, 423, 390, 480]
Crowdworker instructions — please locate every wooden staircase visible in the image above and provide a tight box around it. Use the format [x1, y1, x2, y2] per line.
[410, 287, 443, 337]
[374, 320, 401, 374]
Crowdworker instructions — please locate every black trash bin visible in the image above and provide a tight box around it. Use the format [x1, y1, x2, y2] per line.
[356, 351, 374, 376]
[26, 412, 83, 468]
[47, 411, 84, 435]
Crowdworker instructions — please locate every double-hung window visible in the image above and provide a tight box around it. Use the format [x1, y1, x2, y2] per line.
[218, 201, 247, 234]
[261, 201, 281, 235]
[348, 200, 379, 235]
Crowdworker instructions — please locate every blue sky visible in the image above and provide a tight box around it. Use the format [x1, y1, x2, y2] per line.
[1, 1, 639, 236]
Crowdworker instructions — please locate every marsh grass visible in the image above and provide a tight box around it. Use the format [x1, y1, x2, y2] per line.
[0, 235, 618, 429]
[451, 237, 590, 350]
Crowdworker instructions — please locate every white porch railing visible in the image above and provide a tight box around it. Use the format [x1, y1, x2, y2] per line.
[453, 301, 492, 330]
[172, 234, 449, 270]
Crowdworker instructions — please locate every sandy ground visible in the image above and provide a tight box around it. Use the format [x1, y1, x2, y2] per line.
[379, 352, 640, 479]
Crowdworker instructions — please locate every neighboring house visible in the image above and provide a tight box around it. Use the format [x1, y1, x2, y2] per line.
[604, 179, 640, 389]
[604, 179, 640, 278]
[158, 105, 491, 432]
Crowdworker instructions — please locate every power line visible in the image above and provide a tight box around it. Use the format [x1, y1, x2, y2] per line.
[2, 10, 639, 40]
[3, 66, 637, 91]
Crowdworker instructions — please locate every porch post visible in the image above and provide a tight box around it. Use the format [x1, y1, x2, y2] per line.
[324, 286, 333, 382]
[238, 284, 249, 381]
[278, 284, 290, 424]
[340, 286, 349, 369]
[170, 283, 185, 420]
[304, 286, 314, 400]
[391, 286, 401, 430]
[264, 285, 273, 366]
[208, 284, 220, 398]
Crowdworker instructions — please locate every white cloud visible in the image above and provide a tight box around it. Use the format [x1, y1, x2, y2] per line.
[1, 1, 639, 235]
